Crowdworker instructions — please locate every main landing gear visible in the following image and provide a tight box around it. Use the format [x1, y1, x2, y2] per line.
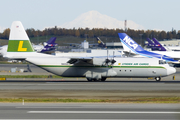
[155, 77, 161, 81]
[86, 77, 107, 82]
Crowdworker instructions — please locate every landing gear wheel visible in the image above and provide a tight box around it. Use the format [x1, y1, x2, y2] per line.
[86, 78, 93, 82]
[155, 77, 161, 81]
[93, 79, 98, 82]
[101, 77, 107, 81]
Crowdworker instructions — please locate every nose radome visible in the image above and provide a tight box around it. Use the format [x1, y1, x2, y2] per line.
[167, 67, 176, 75]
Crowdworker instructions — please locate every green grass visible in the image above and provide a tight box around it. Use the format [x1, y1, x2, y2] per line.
[134, 97, 180, 103]
[0, 97, 180, 103]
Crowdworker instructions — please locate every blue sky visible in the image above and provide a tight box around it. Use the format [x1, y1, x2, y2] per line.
[0, 0, 179, 32]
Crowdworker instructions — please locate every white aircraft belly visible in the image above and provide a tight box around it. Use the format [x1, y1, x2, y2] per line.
[41, 65, 168, 78]
[153, 51, 180, 58]
[114, 67, 167, 77]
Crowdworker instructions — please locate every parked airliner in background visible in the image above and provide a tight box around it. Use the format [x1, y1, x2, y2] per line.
[146, 38, 166, 51]
[32, 37, 57, 52]
[3, 21, 176, 81]
[118, 33, 179, 63]
[152, 38, 180, 51]
[145, 38, 155, 48]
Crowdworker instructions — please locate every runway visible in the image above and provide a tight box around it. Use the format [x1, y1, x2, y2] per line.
[0, 64, 180, 119]
[0, 64, 179, 99]
[0, 103, 180, 119]
[0, 81, 179, 99]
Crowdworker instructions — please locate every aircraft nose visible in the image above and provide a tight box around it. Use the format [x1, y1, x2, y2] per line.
[167, 67, 176, 75]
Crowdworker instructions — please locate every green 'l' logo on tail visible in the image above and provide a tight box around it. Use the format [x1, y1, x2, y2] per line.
[7, 40, 34, 52]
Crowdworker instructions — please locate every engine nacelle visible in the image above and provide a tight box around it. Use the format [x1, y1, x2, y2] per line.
[92, 58, 116, 66]
[86, 73, 102, 80]
[92, 58, 106, 66]
[85, 69, 117, 80]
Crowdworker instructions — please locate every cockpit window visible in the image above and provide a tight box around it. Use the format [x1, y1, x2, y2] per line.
[159, 60, 167, 64]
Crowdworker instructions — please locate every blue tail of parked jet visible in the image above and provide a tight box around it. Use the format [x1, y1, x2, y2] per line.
[146, 38, 166, 51]
[152, 38, 161, 45]
[146, 38, 155, 47]
[146, 38, 157, 51]
[152, 38, 166, 51]
[118, 33, 177, 62]
[46, 37, 57, 45]
[41, 37, 58, 52]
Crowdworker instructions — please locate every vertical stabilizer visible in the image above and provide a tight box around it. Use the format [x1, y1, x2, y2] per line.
[96, 37, 106, 48]
[152, 38, 166, 51]
[46, 37, 57, 44]
[146, 38, 154, 46]
[118, 33, 144, 53]
[41, 37, 57, 52]
[7, 21, 34, 52]
[152, 38, 161, 45]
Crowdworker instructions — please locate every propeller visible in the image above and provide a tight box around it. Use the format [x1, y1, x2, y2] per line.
[111, 51, 116, 65]
[105, 49, 110, 66]
[104, 50, 116, 66]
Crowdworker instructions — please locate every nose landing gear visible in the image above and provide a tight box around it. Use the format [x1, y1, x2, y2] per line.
[155, 77, 161, 81]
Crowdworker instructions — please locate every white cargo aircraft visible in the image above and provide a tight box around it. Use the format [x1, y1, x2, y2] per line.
[4, 21, 176, 81]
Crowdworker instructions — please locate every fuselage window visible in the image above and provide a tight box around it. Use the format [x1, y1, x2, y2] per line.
[159, 60, 167, 64]
[159, 60, 163, 64]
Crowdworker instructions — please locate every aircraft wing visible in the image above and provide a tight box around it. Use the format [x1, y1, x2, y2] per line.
[67, 55, 118, 66]
[123, 51, 137, 57]
[67, 57, 93, 64]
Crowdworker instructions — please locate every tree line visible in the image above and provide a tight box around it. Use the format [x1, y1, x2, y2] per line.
[0, 27, 180, 41]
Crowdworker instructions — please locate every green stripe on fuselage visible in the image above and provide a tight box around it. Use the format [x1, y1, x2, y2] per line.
[113, 66, 165, 69]
[38, 65, 165, 69]
[7, 40, 34, 52]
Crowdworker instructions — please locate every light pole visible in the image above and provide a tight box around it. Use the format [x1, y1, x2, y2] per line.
[84, 34, 88, 41]
[139, 34, 143, 46]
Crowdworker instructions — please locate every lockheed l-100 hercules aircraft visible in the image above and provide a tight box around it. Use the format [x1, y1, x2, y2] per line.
[4, 21, 176, 81]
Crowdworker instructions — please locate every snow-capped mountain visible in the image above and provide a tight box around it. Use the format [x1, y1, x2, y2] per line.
[60, 10, 144, 30]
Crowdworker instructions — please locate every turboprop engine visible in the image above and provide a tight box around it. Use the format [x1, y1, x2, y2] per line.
[92, 58, 116, 66]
